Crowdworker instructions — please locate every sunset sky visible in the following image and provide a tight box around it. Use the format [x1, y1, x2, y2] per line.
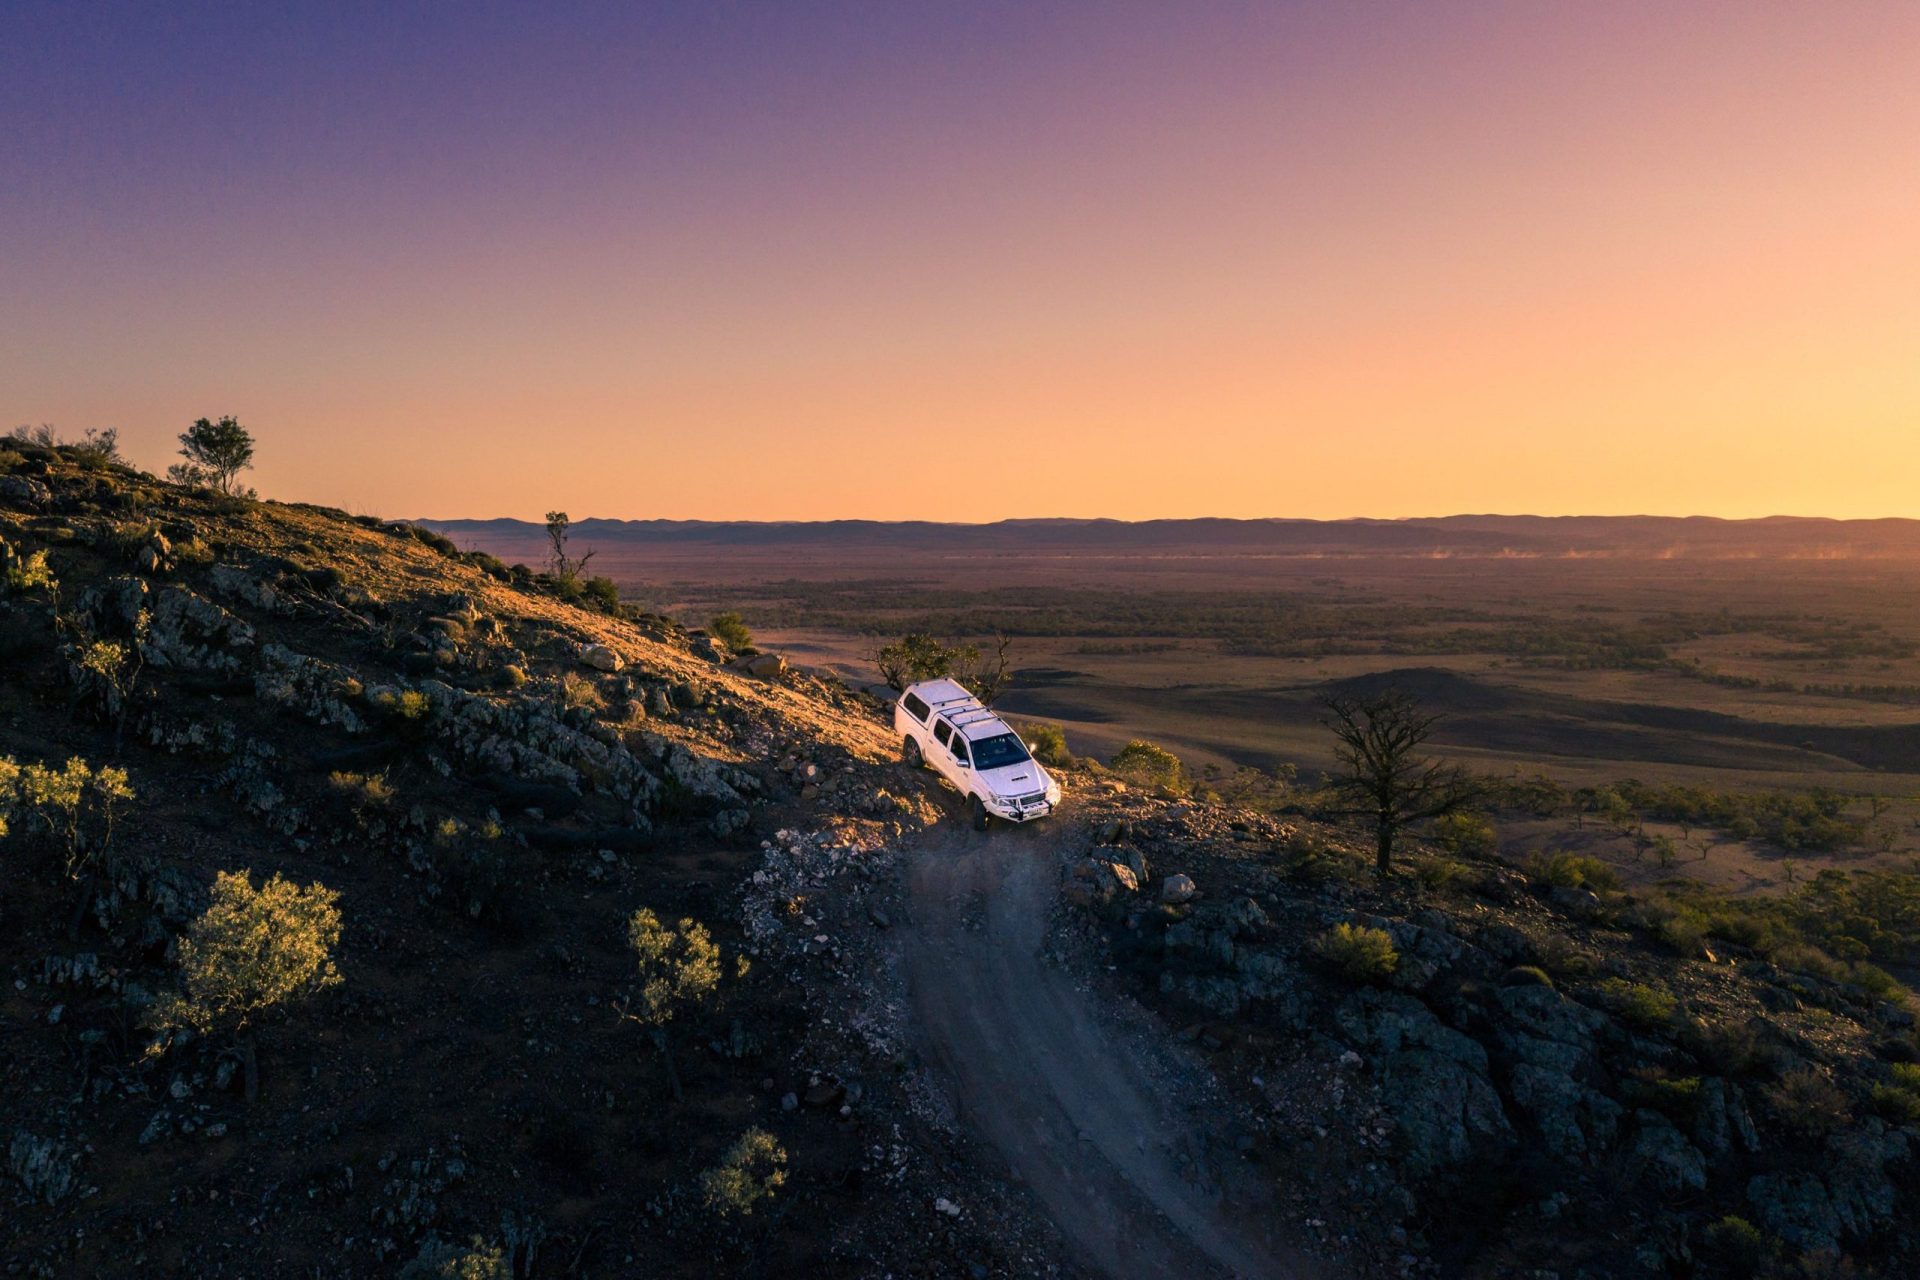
[5, 2, 1917, 522]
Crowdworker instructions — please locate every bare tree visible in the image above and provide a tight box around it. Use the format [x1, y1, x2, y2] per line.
[544, 510, 595, 582]
[1319, 688, 1479, 877]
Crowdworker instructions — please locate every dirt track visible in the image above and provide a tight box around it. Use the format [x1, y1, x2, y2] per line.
[903, 823, 1325, 1280]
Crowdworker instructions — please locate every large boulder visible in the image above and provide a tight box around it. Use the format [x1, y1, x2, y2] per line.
[578, 642, 623, 672]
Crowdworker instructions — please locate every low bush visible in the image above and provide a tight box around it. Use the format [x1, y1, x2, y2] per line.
[1684, 1018, 1773, 1077]
[147, 869, 342, 1101]
[1595, 977, 1677, 1031]
[1312, 923, 1399, 984]
[561, 674, 606, 714]
[1625, 1070, 1702, 1120]
[400, 1235, 511, 1279]
[1019, 722, 1073, 768]
[1699, 1215, 1771, 1278]
[1530, 852, 1620, 893]
[701, 1127, 788, 1218]
[328, 770, 394, 815]
[708, 611, 753, 652]
[1871, 1062, 1920, 1124]
[1500, 965, 1554, 988]
[1109, 740, 1187, 796]
[1761, 1068, 1852, 1138]
[1430, 810, 1496, 858]
[581, 576, 622, 613]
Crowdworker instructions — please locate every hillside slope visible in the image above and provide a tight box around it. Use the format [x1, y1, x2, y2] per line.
[0, 444, 963, 1276]
[5, 443, 1920, 1280]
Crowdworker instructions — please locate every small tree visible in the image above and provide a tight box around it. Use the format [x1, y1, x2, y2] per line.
[873, 631, 1013, 702]
[708, 611, 753, 652]
[1320, 688, 1479, 877]
[149, 870, 342, 1101]
[170, 416, 256, 496]
[618, 908, 721, 1101]
[701, 1127, 788, 1218]
[544, 510, 595, 583]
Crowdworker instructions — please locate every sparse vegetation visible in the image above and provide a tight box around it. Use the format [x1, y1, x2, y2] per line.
[148, 870, 342, 1101]
[1311, 922, 1399, 983]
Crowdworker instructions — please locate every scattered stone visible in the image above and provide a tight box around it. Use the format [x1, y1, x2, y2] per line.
[1161, 873, 1197, 904]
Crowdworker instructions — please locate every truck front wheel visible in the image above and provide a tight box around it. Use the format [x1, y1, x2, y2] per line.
[968, 795, 991, 832]
[902, 736, 923, 767]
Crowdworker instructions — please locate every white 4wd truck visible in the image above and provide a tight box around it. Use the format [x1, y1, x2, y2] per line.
[894, 678, 1062, 830]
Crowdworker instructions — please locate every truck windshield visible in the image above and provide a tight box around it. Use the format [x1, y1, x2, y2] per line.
[968, 733, 1031, 771]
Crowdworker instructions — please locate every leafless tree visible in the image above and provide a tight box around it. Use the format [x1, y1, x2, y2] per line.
[1320, 688, 1480, 877]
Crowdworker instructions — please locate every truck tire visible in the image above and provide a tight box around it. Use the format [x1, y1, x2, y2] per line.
[968, 794, 990, 832]
[901, 736, 923, 767]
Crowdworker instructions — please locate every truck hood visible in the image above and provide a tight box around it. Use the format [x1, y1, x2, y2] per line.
[975, 761, 1050, 799]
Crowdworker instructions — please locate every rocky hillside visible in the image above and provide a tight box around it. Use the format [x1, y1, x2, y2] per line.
[1058, 794, 1920, 1278]
[0, 442, 949, 1276]
[4, 439, 1918, 1280]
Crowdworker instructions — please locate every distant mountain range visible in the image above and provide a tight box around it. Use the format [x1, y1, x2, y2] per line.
[411, 514, 1920, 561]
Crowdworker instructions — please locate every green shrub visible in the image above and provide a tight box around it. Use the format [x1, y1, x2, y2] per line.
[581, 576, 622, 613]
[1020, 722, 1073, 768]
[1700, 1215, 1770, 1277]
[371, 688, 430, 722]
[1871, 1062, 1920, 1124]
[328, 771, 394, 816]
[1684, 1018, 1771, 1077]
[1311, 923, 1399, 984]
[1532, 933, 1598, 979]
[1530, 852, 1620, 893]
[701, 1127, 788, 1218]
[1500, 965, 1554, 989]
[1431, 810, 1496, 858]
[708, 611, 753, 652]
[1626, 1071, 1702, 1120]
[1596, 978, 1678, 1031]
[147, 870, 342, 1101]
[1109, 740, 1187, 795]
[561, 673, 606, 714]
[1409, 856, 1471, 893]
[1761, 1068, 1852, 1138]
[401, 1236, 510, 1279]
[0, 754, 134, 881]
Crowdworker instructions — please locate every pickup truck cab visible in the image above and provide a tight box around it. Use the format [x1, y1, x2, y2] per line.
[894, 678, 1062, 830]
